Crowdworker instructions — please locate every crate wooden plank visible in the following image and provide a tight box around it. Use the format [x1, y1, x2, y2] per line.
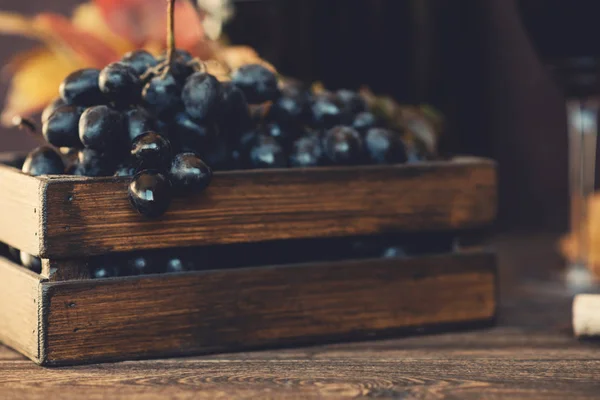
[0, 258, 42, 362]
[40, 252, 496, 366]
[0, 165, 41, 255]
[37, 157, 496, 258]
[41, 259, 91, 282]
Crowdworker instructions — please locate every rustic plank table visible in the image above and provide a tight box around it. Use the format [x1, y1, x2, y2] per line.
[1, 233, 599, 399]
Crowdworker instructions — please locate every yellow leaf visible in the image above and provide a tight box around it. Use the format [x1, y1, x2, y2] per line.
[1, 48, 80, 126]
[0, 12, 47, 41]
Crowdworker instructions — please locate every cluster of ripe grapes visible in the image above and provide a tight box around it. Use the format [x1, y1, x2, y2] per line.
[21, 48, 414, 218]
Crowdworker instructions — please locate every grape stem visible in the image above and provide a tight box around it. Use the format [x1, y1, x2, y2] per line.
[140, 0, 205, 82]
[12, 116, 37, 135]
[163, 0, 176, 76]
[12, 116, 46, 145]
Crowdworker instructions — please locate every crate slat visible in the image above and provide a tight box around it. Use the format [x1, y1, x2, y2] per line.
[39, 251, 496, 366]
[0, 258, 42, 362]
[34, 157, 496, 258]
[0, 166, 41, 255]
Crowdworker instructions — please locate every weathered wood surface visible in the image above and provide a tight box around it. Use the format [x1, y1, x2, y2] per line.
[0, 164, 41, 255]
[0, 257, 41, 362]
[38, 158, 496, 258]
[41, 252, 496, 365]
[1, 234, 599, 398]
[41, 259, 91, 282]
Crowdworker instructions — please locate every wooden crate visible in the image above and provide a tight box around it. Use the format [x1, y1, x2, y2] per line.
[0, 154, 498, 365]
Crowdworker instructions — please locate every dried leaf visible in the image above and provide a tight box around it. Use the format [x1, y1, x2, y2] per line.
[71, 3, 133, 56]
[1, 48, 76, 126]
[0, 12, 48, 41]
[33, 13, 120, 67]
[95, 0, 205, 51]
[216, 46, 276, 73]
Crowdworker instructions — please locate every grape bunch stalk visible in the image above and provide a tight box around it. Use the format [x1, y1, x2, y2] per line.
[19, 0, 416, 221]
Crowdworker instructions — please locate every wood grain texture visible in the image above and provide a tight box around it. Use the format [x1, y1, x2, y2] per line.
[41, 252, 496, 365]
[39, 158, 497, 258]
[2, 357, 600, 399]
[0, 233, 597, 399]
[0, 257, 41, 362]
[0, 164, 42, 255]
[41, 259, 91, 282]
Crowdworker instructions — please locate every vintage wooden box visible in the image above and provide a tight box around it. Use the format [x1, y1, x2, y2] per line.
[0, 154, 497, 366]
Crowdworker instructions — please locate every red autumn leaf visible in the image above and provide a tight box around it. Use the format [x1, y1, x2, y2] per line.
[34, 13, 120, 67]
[94, 0, 204, 52]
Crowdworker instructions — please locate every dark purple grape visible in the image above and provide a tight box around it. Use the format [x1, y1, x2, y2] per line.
[121, 49, 157, 76]
[263, 122, 298, 151]
[127, 254, 159, 275]
[323, 126, 364, 165]
[351, 239, 385, 259]
[130, 132, 172, 171]
[165, 255, 195, 273]
[381, 246, 408, 259]
[250, 102, 272, 125]
[126, 107, 157, 142]
[114, 163, 136, 177]
[182, 72, 222, 121]
[169, 152, 213, 195]
[335, 89, 367, 117]
[268, 93, 309, 127]
[202, 137, 232, 171]
[79, 105, 126, 151]
[289, 134, 324, 168]
[19, 252, 41, 273]
[41, 97, 66, 124]
[72, 148, 117, 177]
[231, 64, 279, 104]
[158, 49, 194, 83]
[365, 128, 407, 164]
[42, 105, 84, 148]
[7, 246, 20, 262]
[311, 99, 342, 129]
[99, 62, 142, 106]
[22, 146, 65, 176]
[128, 170, 172, 218]
[142, 74, 182, 116]
[249, 135, 286, 169]
[219, 82, 252, 138]
[352, 112, 377, 135]
[91, 263, 120, 279]
[231, 130, 259, 168]
[279, 78, 308, 98]
[165, 49, 193, 62]
[171, 111, 216, 153]
[313, 90, 337, 103]
[59, 68, 104, 106]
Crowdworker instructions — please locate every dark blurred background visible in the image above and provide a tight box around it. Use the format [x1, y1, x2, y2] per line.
[0, 0, 569, 232]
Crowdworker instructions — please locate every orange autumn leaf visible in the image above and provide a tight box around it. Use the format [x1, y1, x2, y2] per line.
[71, 3, 133, 56]
[1, 48, 76, 125]
[33, 13, 121, 67]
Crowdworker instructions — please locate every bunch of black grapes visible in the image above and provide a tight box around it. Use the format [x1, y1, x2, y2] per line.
[22, 48, 413, 219]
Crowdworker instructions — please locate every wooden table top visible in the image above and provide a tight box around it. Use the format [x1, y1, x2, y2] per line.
[1, 233, 599, 399]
